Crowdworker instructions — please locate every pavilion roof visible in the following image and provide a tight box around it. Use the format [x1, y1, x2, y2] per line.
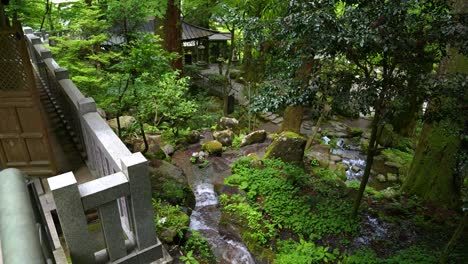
[182, 21, 220, 41]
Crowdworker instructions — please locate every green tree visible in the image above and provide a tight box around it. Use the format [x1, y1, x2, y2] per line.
[332, 0, 457, 217]
[402, 52, 468, 208]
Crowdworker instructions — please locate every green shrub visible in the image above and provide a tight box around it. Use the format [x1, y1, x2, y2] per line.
[343, 249, 380, 264]
[183, 231, 216, 263]
[152, 199, 189, 242]
[205, 73, 226, 86]
[385, 246, 438, 264]
[275, 239, 339, 264]
[226, 158, 358, 238]
[220, 194, 276, 245]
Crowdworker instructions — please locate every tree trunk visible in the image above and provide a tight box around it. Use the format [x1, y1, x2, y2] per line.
[402, 120, 461, 208]
[223, 29, 235, 116]
[280, 106, 304, 133]
[391, 100, 421, 137]
[139, 122, 148, 154]
[164, 0, 182, 70]
[305, 104, 330, 150]
[402, 0, 466, 208]
[351, 113, 382, 218]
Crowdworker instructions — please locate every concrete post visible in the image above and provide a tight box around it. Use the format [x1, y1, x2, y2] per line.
[79, 97, 97, 170]
[54, 67, 69, 81]
[48, 172, 96, 264]
[120, 153, 156, 249]
[98, 201, 127, 261]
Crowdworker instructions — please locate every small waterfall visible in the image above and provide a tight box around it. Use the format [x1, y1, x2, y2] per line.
[328, 138, 366, 182]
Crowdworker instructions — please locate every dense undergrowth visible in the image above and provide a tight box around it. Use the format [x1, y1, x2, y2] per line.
[219, 157, 462, 263]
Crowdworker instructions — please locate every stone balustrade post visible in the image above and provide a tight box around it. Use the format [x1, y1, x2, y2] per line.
[78, 98, 97, 169]
[121, 153, 162, 260]
[48, 172, 96, 264]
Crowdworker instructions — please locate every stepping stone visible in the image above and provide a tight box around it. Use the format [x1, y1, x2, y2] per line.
[272, 117, 283, 124]
[269, 114, 278, 119]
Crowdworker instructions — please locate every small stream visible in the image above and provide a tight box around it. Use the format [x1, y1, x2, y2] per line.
[173, 149, 255, 264]
[326, 137, 367, 182]
[189, 180, 255, 264]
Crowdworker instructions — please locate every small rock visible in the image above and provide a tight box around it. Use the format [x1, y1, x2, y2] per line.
[330, 155, 342, 162]
[218, 117, 239, 131]
[213, 129, 234, 146]
[187, 130, 201, 144]
[250, 159, 264, 169]
[160, 228, 177, 243]
[387, 173, 398, 182]
[381, 188, 399, 199]
[352, 166, 361, 172]
[326, 131, 349, 138]
[96, 108, 106, 120]
[163, 144, 175, 156]
[246, 153, 259, 160]
[107, 116, 136, 130]
[272, 117, 283, 124]
[240, 130, 267, 147]
[385, 161, 402, 169]
[376, 174, 387, 182]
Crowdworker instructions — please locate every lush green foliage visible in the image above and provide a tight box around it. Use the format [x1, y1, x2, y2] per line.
[225, 157, 358, 239]
[152, 199, 189, 241]
[275, 239, 339, 264]
[180, 250, 199, 264]
[183, 231, 216, 264]
[219, 194, 276, 245]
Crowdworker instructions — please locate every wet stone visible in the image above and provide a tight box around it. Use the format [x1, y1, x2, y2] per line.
[330, 155, 342, 162]
[387, 173, 398, 182]
[376, 174, 387, 182]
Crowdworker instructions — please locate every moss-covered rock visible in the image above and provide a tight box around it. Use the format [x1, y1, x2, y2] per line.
[360, 138, 370, 152]
[240, 130, 267, 147]
[346, 126, 364, 137]
[187, 130, 201, 144]
[149, 160, 195, 207]
[202, 140, 223, 156]
[264, 131, 306, 164]
[213, 129, 234, 146]
[218, 117, 239, 131]
[378, 124, 397, 147]
[280, 106, 304, 133]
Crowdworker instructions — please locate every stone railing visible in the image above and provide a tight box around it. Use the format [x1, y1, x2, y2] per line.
[23, 28, 166, 264]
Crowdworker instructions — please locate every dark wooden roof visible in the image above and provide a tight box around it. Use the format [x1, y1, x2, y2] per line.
[182, 21, 220, 41]
[105, 19, 230, 45]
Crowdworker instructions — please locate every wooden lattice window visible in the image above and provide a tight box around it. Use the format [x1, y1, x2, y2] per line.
[0, 32, 29, 92]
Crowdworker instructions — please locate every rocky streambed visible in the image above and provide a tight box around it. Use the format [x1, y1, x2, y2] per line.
[172, 147, 255, 264]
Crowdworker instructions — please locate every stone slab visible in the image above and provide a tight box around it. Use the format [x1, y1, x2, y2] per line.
[79, 172, 130, 210]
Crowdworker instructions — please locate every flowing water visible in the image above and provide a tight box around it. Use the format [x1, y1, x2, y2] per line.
[326, 137, 367, 182]
[189, 180, 255, 264]
[173, 150, 255, 263]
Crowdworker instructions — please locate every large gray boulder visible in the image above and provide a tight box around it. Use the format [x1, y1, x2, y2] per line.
[240, 130, 267, 147]
[107, 115, 136, 130]
[264, 131, 306, 164]
[148, 160, 194, 206]
[213, 129, 234, 146]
